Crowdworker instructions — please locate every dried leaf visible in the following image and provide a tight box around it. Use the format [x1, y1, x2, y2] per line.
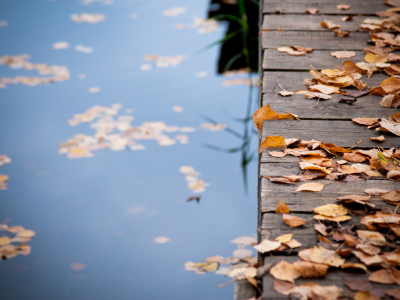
[380, 118, 400, 136]
[381, 76, 400, 93]
[341, 262, 367, 272]
[313, 204, 348, 218]
[306, 8, 319, 14]
[344, 90, 368, 98]
[266, 176, 296, 185]
[331, 51, 356, 59]
[230, 236, 257, 246]
[293, 261, 328, 278]
[305, 92, 332, 100]
[283, 175, 303, 182]
[364, 188, 388, 196]
[314, 215, 351, 223]
[357, 230, 386, 246]
[352, 118, 378, 126]
[343, 233, 360, 247]
[369, 269, 395, 284]
[386, 288, 400, 300]
[309, 246, 345, 267]
[275, 200, 290, 213]
[309, 84, 339, 95]
[285, 239, 302, 249]
[268, 151, 286, 158]
[314, 223, 333, 236]
[341, 16, 353, 21]
[333, 30, 350, 38]
[381, 190, 400, 204]
[370, 135, 385, 142]
[354, 291, 380, 300]
[321, 20, 340, 29]
[336, 4, 350, 9]
[253, 239, 281, 253]
[343, 152, 368, 162]
[278, 90, 294, 96]
[353, 250, 383, 265]
[283, 214, 307, 227]
[296, 183, 325, 192]
[270, 260, 300, 283]
[259, 136, 287, 153]
[299, 162, 331, 174]
[253, 104, 278, 131]
[356, 244, 381, 256]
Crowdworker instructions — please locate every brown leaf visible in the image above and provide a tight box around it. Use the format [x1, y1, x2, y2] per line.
[342, 233, 360, 247]
[343, 152, 368, 162]
[354, 291, 380, 300]
[381, 76, 400, 93]
[344, 90, 368, 98]
[369, 269, 395, 284]
[268, 151, 286, 157]
[336, 4, 350, 9]
[341, 16, 353, 21]
[296, 182, 325, 192]
[283, 214, 307, 227]
[356, 244, 381, 256]
[331, 51, 355, 59]
[320, 142, 352, 155]
[352, 118, 378, 126]
[285, 239, 302, 249]
[275, 200, 290, 213]
[266, 176, 296, 185]
[314, 223, 333, 236]
[353, 250, 383, 265]
[341, 262, 367, 272]
[333, 30, 350, 38]
[336, 194, 370, 201]
[385, 248, 400, 265]
[274, 279, 296, 294]
[283, 175, 303, 182]
[386, 288, 400, 300]
[309, 246, 345, 267]
[259, 135, 287, 153]
[392, 112, 400, 122]
[306, 91, 332, 100]
[342, 61, 366, 74]
[280, 283, 343, 300]
[314, 215, 351, 223]
[292, 46, 313, 53]
[293, 261, 328, 278]
[321, 20, 340, 29]
[299, 162, 331, 174]
[381, 190, 400, 204]
[370, 135, 385, 142]
[369, 86, 387, 96]
[380, 118, 400, 136]
[357, 230, 386, 246]
[344, 279, 374, 292]
[306, 8, 319, 14]
[364, 188, 388, 196]
[388, 170, 400, 181]
[270, 260, 301, 283]
[391, 268, 400, 285]
[380, 94, 397, 107]
[253, 239, 281, 253]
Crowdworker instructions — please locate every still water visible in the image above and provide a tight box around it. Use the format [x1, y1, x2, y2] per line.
[0, 0, 258, 299]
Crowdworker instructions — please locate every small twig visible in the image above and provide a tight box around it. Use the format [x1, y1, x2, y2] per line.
[380, 147, 400, 163]
[278, 84, 285, 91]
[313, 98, 320, 108]
[216, 279, 235, 288]
[349, 140, 362, 150]
[340, 44, 347, 51]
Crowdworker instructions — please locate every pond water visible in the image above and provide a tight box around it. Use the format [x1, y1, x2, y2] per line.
[0, 0, 258, 299]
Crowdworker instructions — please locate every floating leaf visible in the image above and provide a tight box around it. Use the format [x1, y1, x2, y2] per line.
[230, 236, 257, 246]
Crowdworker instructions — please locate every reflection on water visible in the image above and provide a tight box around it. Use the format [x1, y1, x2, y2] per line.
[0, 0, 258, 299]
[0, 155, 11, 190]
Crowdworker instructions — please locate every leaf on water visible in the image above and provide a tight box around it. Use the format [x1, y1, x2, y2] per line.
[0, 236, 11, 246]
[153, 236, 170, 243]
[321, 20, 340, 29]
[230, 236, 257, 246]
[70, 262, 86, 271]
[253, 239, 281, 253]
[275, 200, 290, 213]
[352, 118, 378, 126]
[331, 51, 356, 59]
[313, 204, 348, 218]
[336, 4, 350, 9]
[283, 214, 307, 227]
[232, 248, 252, 259]
[259, 136, 287, 153]
[333, 30, 350, 38]
[270, 260, 300, 283]
[306, 8, 319, 14]
[369, 269, 395, 284]
[17, 230, 36, 238]
[309, 246, 345, 267]
[370, 135, 385, 142]
[296, 183, 325, 192]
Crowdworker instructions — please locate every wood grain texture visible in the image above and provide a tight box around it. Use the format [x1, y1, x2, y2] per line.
[260, 177, 396, 212]
[263, 0, 389, 15]
[261, 120, 399, 148]
[262, 31, 369, 50]
[263, 50, 367, 70]
[263, 72, 387, 93]
[261, 256, 398, 300]
[262, 15, 370, 31]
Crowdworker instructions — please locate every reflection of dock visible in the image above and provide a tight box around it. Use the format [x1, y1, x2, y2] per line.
[257, 0, 400, 299]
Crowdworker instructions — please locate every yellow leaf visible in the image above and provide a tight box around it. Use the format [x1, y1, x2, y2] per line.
[295, 183, 325, 192]
[275, 234, 293, 243]
[309, 246, 345, 267]
[270, 260, 301, 283]
[313, 204, 348, 218]
[0, 236, 11, 246]
[275, 200, 290, 213]
[259, 136, 287, 153]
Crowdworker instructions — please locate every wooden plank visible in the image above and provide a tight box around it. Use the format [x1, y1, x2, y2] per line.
[260, 212, 360, 251]
[262, 31, 369, 50]
[260, 177, 397, 212]
[261, 120, 399, 148]
[263, 0, 389, 15]
[262, 15, 370, 31]
[263, 50, 368, 70]
[261, 256, 398, 300]
[262, 72, 387, 93]
[261, 94, 394, 120]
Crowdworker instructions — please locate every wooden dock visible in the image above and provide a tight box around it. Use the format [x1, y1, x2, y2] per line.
[257, 0, 400, 299]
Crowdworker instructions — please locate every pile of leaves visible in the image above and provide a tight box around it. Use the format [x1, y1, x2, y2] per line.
[0, 55, 70, 89]
[0, 224, 36, 260]
[0, 155, 10, 190]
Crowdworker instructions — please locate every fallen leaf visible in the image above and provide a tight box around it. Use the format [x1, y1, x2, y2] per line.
[364, 188, 388, 196]
[70, 262, 85, 271]
[356, 244, 381, 255]
[305, 92, 332, 100]
[278, 90, 294, 96]
[320, 142, 352, 155]
[341, 262, 367, 272]
[280, 283, 343, 300]
[341, 16, 353, 21]
[277, 46, 308, 56]
[314, 223, 333, 236]
[153, 236, 170, 243]
[293, 261, 328, 278]
[339, 98, 357, 105]
[334, 30, 350, 38]
[283, 175, 303, 182]
[385, 248, 400, 265]
[266, 177, 296, 185]
[392, 112, 400, 122]
[321, 20, 340, 29]
[369, 269, 395, 284]
[342, 233, 360, 247]
[276, 200, 290, 213]
[354, 291, 380, 300]
[344, 279, 374, 292]
[309, 246, 345, 267]
[306, 8, 319, 14]
[336, 194, 370, 201]
[299, 162, 331, 174]
[380, 118, 400, 136]
[344, 90, 369, 98]
[357, 230, 386, 246]
[309, 84, 339, 95]
[283, 214, 307, 227]
[388, 170, 400, 181]
[285, 239, 302, 249]
[314, 215, 351, 223]
[253, 104, 278, 131]
[296, 183, 325, 192]
[331, 51, 355, 59]
[313, 204, 348, 218]
[386, 288, 400, 300]
[343, 60, 366, 74]
[270, 260, 301, 283]
[292, 46, 313, 53]
[352, 118, 378, 126]
[381, 190, 400, 204]
[336, 4, 350, 9]
[253, 239, 281, 253]
[275, 234, 293, 244]
[228, 267, 256, 279]
[353, 250, 383, 265]
[233, 248, 252, 259]
[259, 136, 287, 153]
[343, 152, 368, 162]
[370, 135, 385, 142]
[381, 76, 400, 93]
[17, 230, 36, 238]
[268, 151, 286, 157]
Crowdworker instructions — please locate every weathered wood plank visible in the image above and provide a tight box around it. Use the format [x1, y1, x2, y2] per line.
[261, 120, 399, 148]
[260, 212, 360, 251]
[263, 72, 387, 93]
[262, 15, 370, 31]
[262, 31, 369, 50]
[261, 256, 398, 300]
[263, 0, 389, 15]
[263, 50, 368, 70]
[261, 94, 394, 120]
[260, 177, 397, 212]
